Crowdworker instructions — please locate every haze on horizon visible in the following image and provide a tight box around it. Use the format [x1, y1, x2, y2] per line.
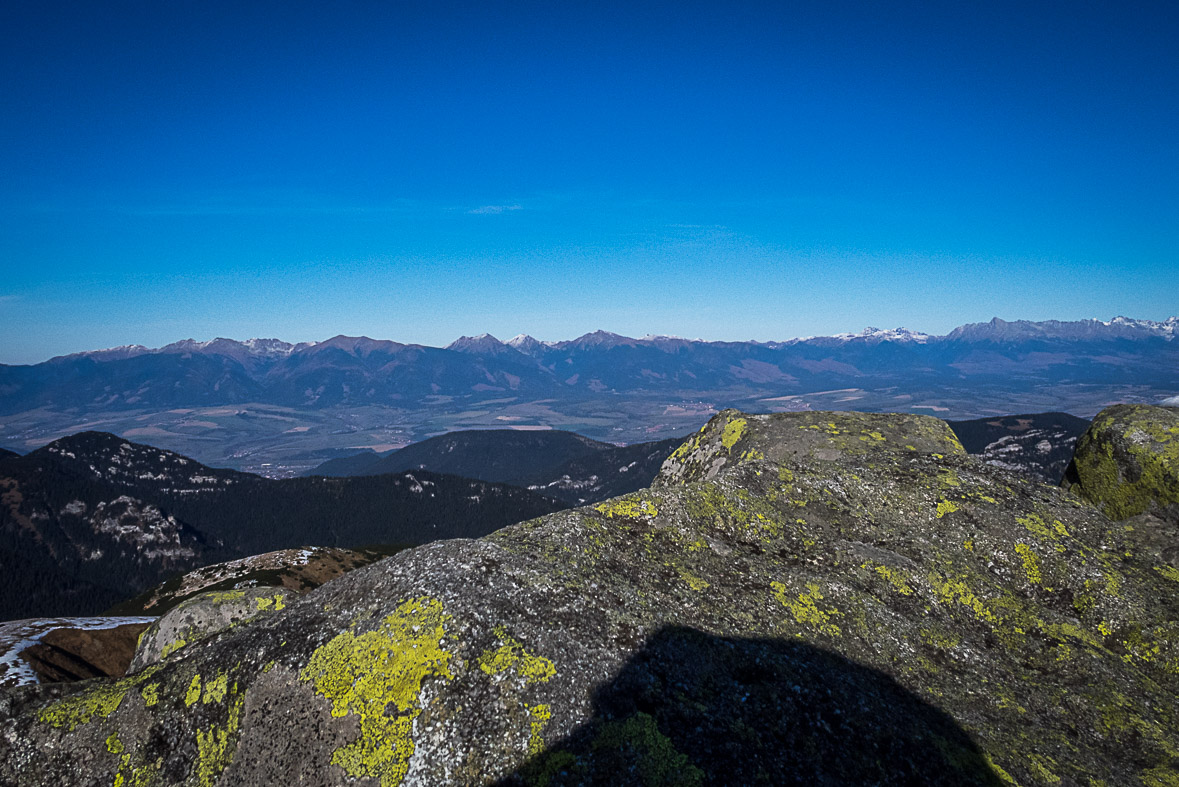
[2, 0, 1177, 365]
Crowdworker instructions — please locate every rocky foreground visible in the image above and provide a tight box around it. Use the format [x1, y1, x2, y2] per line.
[1, 407, 1177, 785]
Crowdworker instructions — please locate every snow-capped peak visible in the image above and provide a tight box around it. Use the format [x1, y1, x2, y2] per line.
[447, 334, 512, 354]
[830, 327, 930, 343]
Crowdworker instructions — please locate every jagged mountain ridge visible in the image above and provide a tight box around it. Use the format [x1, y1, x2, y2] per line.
[0, 433, 566, 618]
[3, 316, 1176, 415]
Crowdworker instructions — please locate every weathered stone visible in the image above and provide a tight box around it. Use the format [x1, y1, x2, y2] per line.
[1063, 403, 1179, 527]
[129, 587, 294, 671]
[0, 409, 1176, 786]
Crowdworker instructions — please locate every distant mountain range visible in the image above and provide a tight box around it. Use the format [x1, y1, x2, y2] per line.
[3, 315, 1174, 414]
[0, 316, 1174, 473]
[0, 432, 565, 618]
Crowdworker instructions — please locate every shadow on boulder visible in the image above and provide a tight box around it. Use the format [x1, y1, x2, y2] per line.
[496, 626, 1003, 786]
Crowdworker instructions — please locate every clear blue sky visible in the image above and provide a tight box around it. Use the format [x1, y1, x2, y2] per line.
[1, 0, 1176, 363]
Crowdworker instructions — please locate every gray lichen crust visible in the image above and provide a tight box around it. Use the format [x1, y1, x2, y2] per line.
[1, 409, 1176, 786]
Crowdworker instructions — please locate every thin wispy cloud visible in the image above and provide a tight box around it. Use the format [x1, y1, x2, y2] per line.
[468, 204, 523, 215]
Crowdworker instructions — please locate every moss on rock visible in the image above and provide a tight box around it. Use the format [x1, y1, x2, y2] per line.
[1064, 404, 1179, 524]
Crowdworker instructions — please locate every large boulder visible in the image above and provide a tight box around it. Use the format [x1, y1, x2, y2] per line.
[129, 587, 294, 671]
[1063, 404, 1179, 525]
[1, 410, 1176, 786]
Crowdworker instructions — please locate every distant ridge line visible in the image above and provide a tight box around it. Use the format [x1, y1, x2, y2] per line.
[44, 315, 1179, 364]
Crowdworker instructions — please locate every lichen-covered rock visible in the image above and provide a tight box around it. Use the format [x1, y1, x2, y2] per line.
[657, 408, 968, 486]
[1, 410, 1176, 786]
[1063, 404, 1179, 527]
[129, 587, 293, 671]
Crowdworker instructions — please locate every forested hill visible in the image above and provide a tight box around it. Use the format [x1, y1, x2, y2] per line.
[0, 432, 565, 618]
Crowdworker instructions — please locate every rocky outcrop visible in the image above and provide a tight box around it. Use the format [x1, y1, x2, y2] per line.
[1064, 404, 1179, 525]
[130, 588, 294, 671]
[1, 409, 1176, 785]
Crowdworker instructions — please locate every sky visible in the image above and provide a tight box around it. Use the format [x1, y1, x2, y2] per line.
[1, 0, 1177, 364]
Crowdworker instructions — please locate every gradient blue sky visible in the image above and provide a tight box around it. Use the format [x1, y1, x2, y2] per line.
[2, 0, 1176, 364]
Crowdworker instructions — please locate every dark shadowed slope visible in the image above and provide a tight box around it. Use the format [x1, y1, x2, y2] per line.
[496, 627, 1002, 786]
[308, 428, 613, 482]
[0, 432, 566, 618]
[948, 412, 1090, 483]
[513, 437, 685, 505]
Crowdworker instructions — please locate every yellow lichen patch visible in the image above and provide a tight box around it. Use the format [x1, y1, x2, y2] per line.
[479, 625, 556, 685]
[771, 581, 842, 637]
[919, 628, 961, 651]
[593, 712, 705, 786]
[203, 672, 229, 704]
[194, 692, 245, 787]
[985, 754, 1017, 785]
[720, 417, 748, 451]
[739, 447, 765, 462]
[1028, 754, 1062, 784]
[185, 675, 203, 707]
[927, 573, 997, 624]
[937, 468, 962, 488]
[859, 430, 886, 443]
[255, 593, 287, 612]
[1015, 543, 1044, 586]
[299, 597, 454, 787]
[206, 589, 246, 603]
[669, 431, 703, 461]
[594, 496, 659, 520]
[140, 683, 159, 707]
[109, 730, 164, 787]
[160, 638, 188, 659]
[1018, 513, 1054, 540]
[1155, 565, 1179, 583]
[963, 538, 974, 552]
[1142, 764, 1179, 787]
[935, 500, 959, 518]
[528, 703, 552, 756]
[865, 562, 914, 595]
[37, 680, 128, 731]
[777, 466, 794, 482]
[1103, 564, 1123, 598]
[37, 664, 163, 732]
[677, 568, 710, 591]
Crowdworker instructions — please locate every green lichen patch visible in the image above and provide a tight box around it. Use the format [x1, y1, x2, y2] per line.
[594, 495, 660, 520]
[37, 681, 128, 732]
[772, 581, 843, 637]
[37, 663, 164, 732]
[590, 713, 704, 786]
[1066, 404, 1179, 522]
[299, 596, 454, 787]
[479, 625, 557, 685]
